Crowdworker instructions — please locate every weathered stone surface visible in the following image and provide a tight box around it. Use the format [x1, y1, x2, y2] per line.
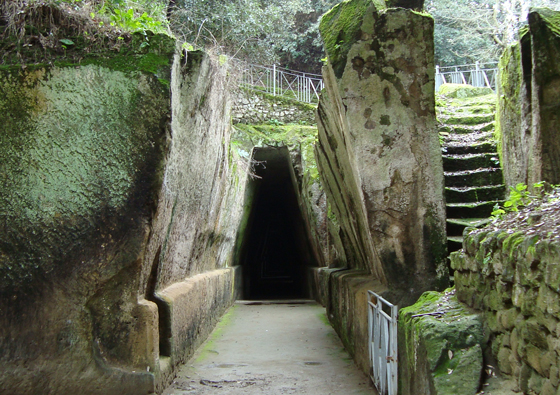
[399, 289, 484, 395]
[0, 39, 245, 394]
[314, 267, 387, 373]
[315, 2, 448, 382]
[0, 40, 175, 394]
[498, 8, 560, 188]
[317, 3, 448, 292]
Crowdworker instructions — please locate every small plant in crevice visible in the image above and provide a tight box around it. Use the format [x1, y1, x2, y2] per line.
[491, 181, 551, 218]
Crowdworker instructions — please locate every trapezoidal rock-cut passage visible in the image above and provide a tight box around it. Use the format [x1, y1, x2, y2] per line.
[237, 147, 317, 300]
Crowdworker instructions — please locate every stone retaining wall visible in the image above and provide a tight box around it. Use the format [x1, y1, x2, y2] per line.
[232, 88, 316, 125]
[451, 227, 560, 394]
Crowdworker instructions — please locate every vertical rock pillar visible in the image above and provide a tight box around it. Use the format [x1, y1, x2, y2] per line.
[498, 9, 560, 188]
[317, 0, 448, 296]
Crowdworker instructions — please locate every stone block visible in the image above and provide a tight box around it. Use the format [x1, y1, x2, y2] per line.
[498, 346, 513, 375]
[317, 4, 448, 293]
[450, 251, 466, 271]
[399, 289, 483, 395]
[542, 379, 557, 395]
[529, 369, 545, 394]
[550, 364, 559, 387]
[526, 344, 548, 376]
[432, 344, 483, 395]
[519, 363, 532, 392]
[498, 308, 520, 331]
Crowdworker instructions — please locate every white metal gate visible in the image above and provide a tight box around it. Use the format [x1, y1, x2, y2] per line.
[368, 290, 398, 395]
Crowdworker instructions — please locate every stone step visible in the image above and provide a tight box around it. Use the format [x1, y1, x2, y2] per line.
[444, 168, 503, 187]
[447, 236, 463, 252]
[438, 105, 495, 117]
[446, 217, 493, 236]
[443, 141, 497, 155]
[439, 113, 495, 126]
[443, 153, 500, 172]
[446, 200, 499, 218]
[442, 130, 494, 145]
[447, 236, 463, 251]
[438, 121, 495, 134]
[445, 185, 506, 203]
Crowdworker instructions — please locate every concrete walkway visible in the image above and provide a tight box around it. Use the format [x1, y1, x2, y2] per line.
[162, 301, 375, 395]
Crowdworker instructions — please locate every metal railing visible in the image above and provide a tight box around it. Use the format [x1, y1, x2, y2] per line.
[368, 290, 398, 395]
[238, 63, 324, 104]
[435, 61, 499, 92]
[236, 60, 497, 102]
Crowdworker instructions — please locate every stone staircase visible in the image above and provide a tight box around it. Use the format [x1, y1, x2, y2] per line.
[437, 87, 505, 274]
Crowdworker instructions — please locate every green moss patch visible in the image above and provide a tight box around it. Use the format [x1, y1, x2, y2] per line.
[438, 83, 494, 99]
[319, 0, 386, 78]
[400, 288, 484, 385]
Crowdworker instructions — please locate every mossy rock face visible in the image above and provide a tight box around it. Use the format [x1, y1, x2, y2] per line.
[438, 83, 494, 99]
[532, 7, 560, 36]
[399, 289, 484, 395]
[0, 63, 170, 292]
[232, 123, 321, 204]
[319, 0, 386, 78]
[0, 55, 172, 393]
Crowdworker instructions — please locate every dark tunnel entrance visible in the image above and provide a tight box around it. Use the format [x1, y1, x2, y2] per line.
[238, 147, 316, 300]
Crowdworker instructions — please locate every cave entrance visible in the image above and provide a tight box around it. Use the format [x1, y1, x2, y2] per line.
[238, 147, 316, 300]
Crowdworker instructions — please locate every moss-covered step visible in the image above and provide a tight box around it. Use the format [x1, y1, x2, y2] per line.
[443, 130, 495, 146]
[439, 113, 495, 126]
[444, 168, 503, 187]
[446, 218, 492, 236]
[443, 141, 497, 156]
[446, 201, 499, 218]
[438, 104, 495, 116]
[444, 93, 497, 108]
[442, 153, 500, 172]
[445, 185, 505, 204]
[439, 122, 495, 134]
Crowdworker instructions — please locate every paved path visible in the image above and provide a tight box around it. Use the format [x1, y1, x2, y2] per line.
[162, 301, 375, 395]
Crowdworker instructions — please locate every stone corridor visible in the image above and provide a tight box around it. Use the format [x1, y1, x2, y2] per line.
[162, 302, 374, 395]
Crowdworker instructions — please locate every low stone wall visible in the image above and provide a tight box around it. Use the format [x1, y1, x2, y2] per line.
[155, 267, 241, 390]
[232, 88, 316, 125]
[313, 268, 386, 373]
[451, 213, 560, 394]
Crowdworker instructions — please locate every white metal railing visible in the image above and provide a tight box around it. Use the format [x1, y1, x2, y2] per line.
[236, 60, 497, 102]
[238, 63, 324, 104]
[435, 61, 499, 92]
[368, 290, 398, 395]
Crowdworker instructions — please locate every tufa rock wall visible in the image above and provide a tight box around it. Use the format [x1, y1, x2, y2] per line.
[497, 8, 560, 189]
[317, 2, 447, 293]
[0, 37, 246, 394]
[450, 191, 560, 394]
[315, 0, 448, 377]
